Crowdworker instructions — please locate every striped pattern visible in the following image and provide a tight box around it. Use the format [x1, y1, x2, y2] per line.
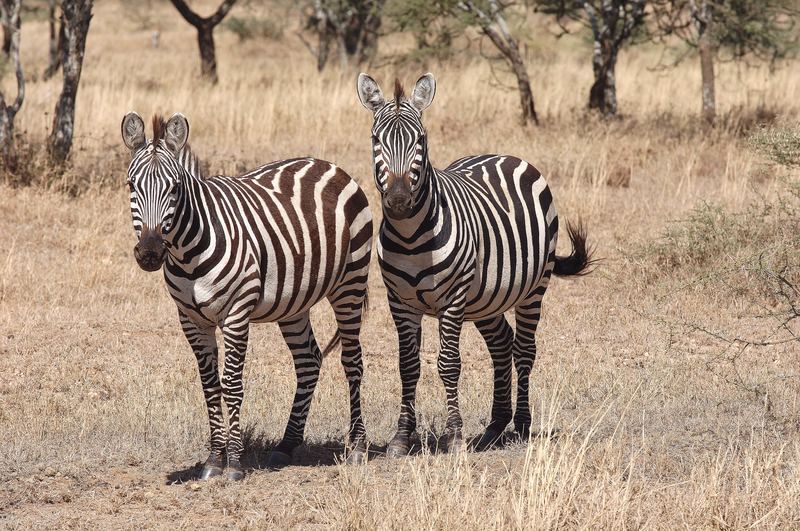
[123, 114, 372, 478]
[358, 75, 591, 454]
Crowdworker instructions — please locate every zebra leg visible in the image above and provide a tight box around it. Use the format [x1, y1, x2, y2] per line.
[473, 315, 514, 451]
[437, 307, 465, 452]
[267, 313, 322, 469]
[329, 289, 369, 465]
[219, 312, 251, 481]
[386, 299, 423, 458]
[179, 313, 226, 480]
[513, 294, 544, 439]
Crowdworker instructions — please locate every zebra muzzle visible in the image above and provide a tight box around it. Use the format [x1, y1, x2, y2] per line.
[134, 230, 167, 272]
[384, 189, 413, 219]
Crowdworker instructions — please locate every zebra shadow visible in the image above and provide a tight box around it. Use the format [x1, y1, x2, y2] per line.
[165, 427, 560, 483]
[164, 427, 390, 484]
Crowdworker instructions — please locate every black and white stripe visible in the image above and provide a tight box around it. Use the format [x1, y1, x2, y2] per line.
[357, 73, 592, 454]
[121, 113, 372, 479]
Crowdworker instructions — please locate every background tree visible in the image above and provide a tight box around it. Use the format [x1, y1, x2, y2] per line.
[169, 0, 237, 83]
[535, 0, 647, 118]
[1, 8, 10, 55]
[299, 0, 386, 71]
[48, 0, 92, 166]
[653, 0, 800, 124]
[390, 0, 540, 125]
[0, 0, 23, 171]
[43, 0, 65, 81]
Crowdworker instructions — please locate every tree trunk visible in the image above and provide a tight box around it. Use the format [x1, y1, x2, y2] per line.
[460, 1, 539, 126]
[197, 24, 217, 83]
[589, 49, 617, 118]
[695, 1, 716, 124]
[1, 21, 9, 55]
[169, 0, 236, 84]
[0, 0, 23, 172]
[48, 0, 92, 167]
[0, 111, 14, 169]
[509, 49, 539, 125]
[588, 22, 620, 118]
[316, 23, 332, 71]
[357, 2, 383, 65]
[43, 0, 65, 81]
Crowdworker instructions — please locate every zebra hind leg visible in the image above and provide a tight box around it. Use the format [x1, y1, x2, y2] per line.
[472, 315, 514, 451]
[268, 313, 322, 469]
[328, 284, 369, 464]
[179, 314, 227, 481]
[513, 292, 545, 439]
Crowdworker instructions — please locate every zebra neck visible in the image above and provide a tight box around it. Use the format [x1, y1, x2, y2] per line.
[163, 172, 213, 259]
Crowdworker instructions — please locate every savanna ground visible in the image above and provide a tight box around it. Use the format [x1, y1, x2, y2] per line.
[1, 1, 799, 528]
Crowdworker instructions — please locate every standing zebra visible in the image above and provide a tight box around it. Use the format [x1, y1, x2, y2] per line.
[121, 112, 372, 480]
[356, 73, 593, 455]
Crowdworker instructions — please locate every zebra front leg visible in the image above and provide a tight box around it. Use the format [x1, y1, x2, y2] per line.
[330, 294, 369, 464]
[513, 299, 542, 439]
[179, 313, 226, 480]
[473, 315, 514, 451]
[386, 300, 423, 458]
[268, 313, 322, 469]
[437, 306, 465, 452]
[219, 313, 251, 481]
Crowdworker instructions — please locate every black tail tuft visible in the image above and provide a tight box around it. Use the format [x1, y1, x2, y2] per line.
[322, 290, 369, 358]
[553, 220, 596, 277]
[321, 330, 341, 358]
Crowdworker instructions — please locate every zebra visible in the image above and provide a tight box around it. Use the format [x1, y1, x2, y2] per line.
[120, 112, 373, 480]
[356, 73, 593, 455]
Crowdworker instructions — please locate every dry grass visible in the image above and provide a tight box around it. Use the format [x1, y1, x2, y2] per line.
[1, 0, 799, 528]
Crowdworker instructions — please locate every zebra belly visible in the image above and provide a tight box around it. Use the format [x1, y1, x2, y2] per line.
[165, 247, 345, 326]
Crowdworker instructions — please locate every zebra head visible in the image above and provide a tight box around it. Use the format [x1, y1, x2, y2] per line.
[357, 72, 436, 219]
[121, 112, 190, 272]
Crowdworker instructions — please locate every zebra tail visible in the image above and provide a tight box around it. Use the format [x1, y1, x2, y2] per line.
[553, 220, 596, 277]
[321, 289, 370, 358]
[321, 330, 341, 358]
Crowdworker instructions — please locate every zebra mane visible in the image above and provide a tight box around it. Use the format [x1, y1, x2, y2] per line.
[152, 114, 167, 144]
[150, 113, 204, 179]
[394, 78, 405, 112]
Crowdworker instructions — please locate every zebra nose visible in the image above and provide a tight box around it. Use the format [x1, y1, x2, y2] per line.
[134, 236, 166, 272]
[384, 194, 412, 217]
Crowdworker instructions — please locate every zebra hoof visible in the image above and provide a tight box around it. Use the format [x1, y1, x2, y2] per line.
[225, 466, 245, 481]
[199, 455, 225, 480]
[515, 423, 531, 441]
[386, 433, 411, 458]
[266, 450, 292, 469]
[345, 449, 367, 465]
[472, 427, 504, 452]
[441, 430, 464, 454]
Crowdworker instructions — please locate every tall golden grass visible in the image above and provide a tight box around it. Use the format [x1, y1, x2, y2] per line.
[1, 0, 798, 528]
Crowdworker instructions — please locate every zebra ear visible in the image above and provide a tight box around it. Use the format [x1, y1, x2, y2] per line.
[165, 113, 189, 155]
[411, 73, 436, 112]
[121, 112, 146, 153]
[357, 73, 385, 113]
